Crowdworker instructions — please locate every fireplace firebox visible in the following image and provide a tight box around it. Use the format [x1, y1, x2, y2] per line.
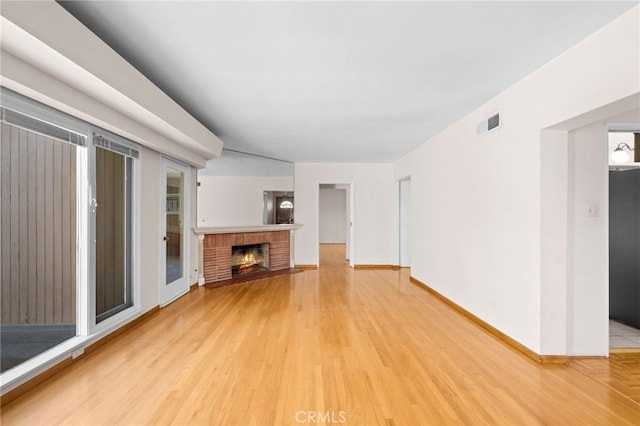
[231, 243, 270, 277]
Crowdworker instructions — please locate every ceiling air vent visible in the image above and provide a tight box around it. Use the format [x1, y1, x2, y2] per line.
[476, 112, 502, 136]
[487, 113, 500, 131]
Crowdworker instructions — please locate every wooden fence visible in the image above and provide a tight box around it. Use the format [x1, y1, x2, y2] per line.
[1, 122, 77, 326]
[95, 147, 126, 317]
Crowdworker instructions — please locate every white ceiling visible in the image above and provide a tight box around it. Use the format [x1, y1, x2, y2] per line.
[59, 1, 636, 163]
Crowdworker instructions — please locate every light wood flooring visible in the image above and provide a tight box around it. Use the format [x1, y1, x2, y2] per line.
[1, 244, 639, 425]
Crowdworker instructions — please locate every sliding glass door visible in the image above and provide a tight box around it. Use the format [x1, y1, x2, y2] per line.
[0, 89, 139, 376]
[95, 144, 133, 323]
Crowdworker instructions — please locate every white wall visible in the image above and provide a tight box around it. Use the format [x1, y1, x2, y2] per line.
[399, 179, 411, 267]
[567, 121, 609, 355]
[294, 163, 394, 266]
[393, 7, 639, 355]
[319, 188, 347, 243]
[197, 175, 294, 226]
[539, 129, 569, 355]
[138, 147, 162, 310]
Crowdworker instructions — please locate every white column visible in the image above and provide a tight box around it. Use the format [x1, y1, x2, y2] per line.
[289, 230, 295, 268]
[197, 234, 205, 285]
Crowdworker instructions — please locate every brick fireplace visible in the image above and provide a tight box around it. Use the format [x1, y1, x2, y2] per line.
[199, 228, 295, 284]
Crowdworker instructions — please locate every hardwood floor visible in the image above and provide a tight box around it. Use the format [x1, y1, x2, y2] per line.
[570, 354, 640, 405]
[1, 244, 639, 425]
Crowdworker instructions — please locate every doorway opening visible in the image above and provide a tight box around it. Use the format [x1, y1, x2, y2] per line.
[263, 191, 294, 224]
[318, 183, 353, 267]
[608, 129, 640, 350]
[547, 97, 638, 357]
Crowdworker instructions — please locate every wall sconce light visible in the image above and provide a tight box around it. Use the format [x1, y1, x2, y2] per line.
[611, 143, 634, 164]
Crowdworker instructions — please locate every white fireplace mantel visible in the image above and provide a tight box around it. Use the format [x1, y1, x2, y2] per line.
[193, 224, 302, 235]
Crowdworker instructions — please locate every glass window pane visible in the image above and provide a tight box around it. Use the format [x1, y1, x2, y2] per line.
[166, 168, 184, 284]
[95, 147, 132, 322]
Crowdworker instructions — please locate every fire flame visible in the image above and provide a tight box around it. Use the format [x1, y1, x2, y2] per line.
[242, 253, 257, 266]
[233, 247, 266, 275]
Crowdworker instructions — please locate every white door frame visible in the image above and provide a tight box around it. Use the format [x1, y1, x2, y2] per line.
[160, 156, 191, 306]
[317, 182, 354, 267]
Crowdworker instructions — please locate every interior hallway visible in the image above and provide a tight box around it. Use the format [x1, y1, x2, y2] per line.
[1, 245, 639, 425]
